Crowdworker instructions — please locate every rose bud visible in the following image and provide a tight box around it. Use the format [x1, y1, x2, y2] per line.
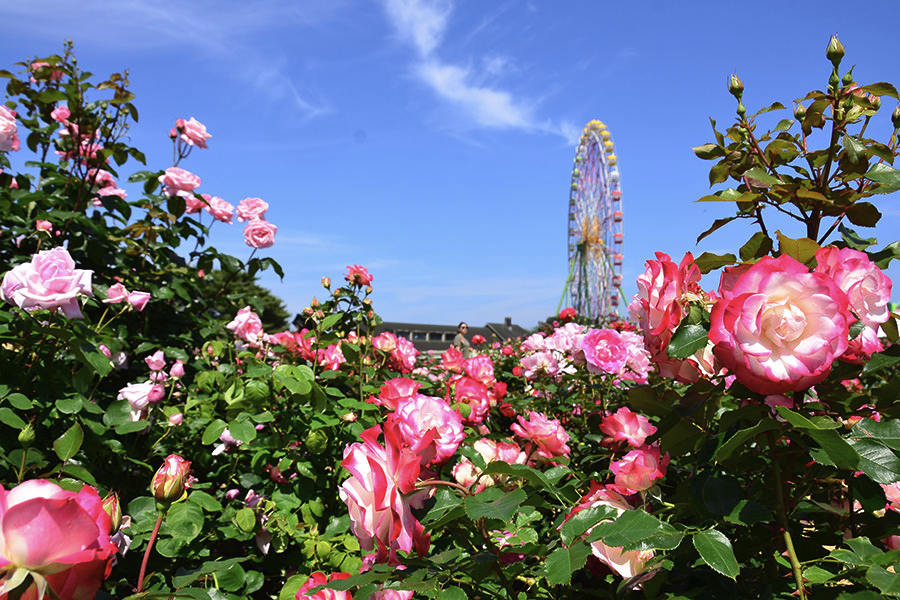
[151, 454, 192, 504]
[102, 491, 122, 533]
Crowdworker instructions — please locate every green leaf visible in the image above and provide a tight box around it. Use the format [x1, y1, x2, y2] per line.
[227, 419, 257, 444]
[436, 587, 468, 600]
[693, 529, 739, 579]
[776, 230, 819, 264]
[5, 393, 33, 410]
[559, 505, 618, 546]
[867, 565, 900, 596]
[55, 396, 83, 415]
[188, 490, 223, 512]
[840, 224, 877, 250]
[464, 487, 527, 522]
[864, 163, 900, 194]
[842, 134, 867, 164]
[773, 118, 794, 132]
[860, 82, 900, 99]
[740, 232, 773, 261]
[802, 566, 835, 583]
[167, 500, 205, 542]
[862, 345, 900, 374]
[481, 462, 579, 503]
[715, 419, 781, 463]
[0, 407, 26, 430]
[53, 422, 83, 461]
[846, 202, 882, 227]
[743, 166, 781, 187]
[693, 251, 737, 273]
[592, 510, 664, 546]
[851, 419, 900, 452]
[543, 542, 592, 586]
[693, 143, 725, 159]
[234, 507, 257, 533]
[202, 419, 228, 445]
[848, 438, 900, 484]
[666, 324, 709, 359]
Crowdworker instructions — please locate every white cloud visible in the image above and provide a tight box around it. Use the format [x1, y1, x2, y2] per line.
[382, 0, 452, 57]
[379, 0, 573, 139]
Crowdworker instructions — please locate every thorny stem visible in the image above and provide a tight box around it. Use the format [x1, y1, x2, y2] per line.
[137, 508, 165, 593]
[767, 431, 807, 600]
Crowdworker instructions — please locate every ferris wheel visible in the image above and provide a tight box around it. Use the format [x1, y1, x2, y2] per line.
[561, 120, 624, 321]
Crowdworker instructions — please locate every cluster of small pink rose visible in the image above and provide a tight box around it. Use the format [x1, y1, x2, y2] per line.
[516, 321, 650, 384]
[158, 118, 278, 250]
[116, 349, 185, 422]
[629, 247, 892, 395]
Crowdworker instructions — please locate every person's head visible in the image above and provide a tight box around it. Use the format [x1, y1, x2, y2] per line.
[457, 322, 468, 334]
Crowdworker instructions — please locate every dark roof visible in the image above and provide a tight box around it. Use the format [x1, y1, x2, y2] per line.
[376, 318, 526, 354]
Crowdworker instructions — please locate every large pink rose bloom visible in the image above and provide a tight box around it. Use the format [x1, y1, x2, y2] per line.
[709, 254, 850, 395]
[340, 421, 431, 563]
[511, 410, 571, 460]
[158, 167, 200, 198]
[814, 246, 892, 362]
[610, 444, 669, 494]
[0, 106, 20, 152]
[582, 328, 628, 375]
[236, 197, 269, 222]
[1, 247, 92, 318]
[226, 305, 264, 344]
[0, 480, 117, 600]
[243, 218, 278, 249]
[175, 117, 211, 148]
[390, 393, 464, 466]
[600, 407, 656, 448]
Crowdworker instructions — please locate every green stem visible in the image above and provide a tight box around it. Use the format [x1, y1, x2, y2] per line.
[17, 448, 28, 483]
[767, 431, 807, 600]
[137, 509, 165, 593]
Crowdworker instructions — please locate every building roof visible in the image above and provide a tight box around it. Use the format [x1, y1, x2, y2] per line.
[376, 317, 528, 354]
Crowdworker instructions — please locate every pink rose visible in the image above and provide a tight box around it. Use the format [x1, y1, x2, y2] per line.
[451, 376, 491, 424]
[168, 412, 183, 426]
[169, 360, 185, 379]
[104, 282, 129, 304]
[600, 407, 656, 448]
[610, 444, 669, 494]
[511, 410, 571, 460]
[814, 246, 892, 362]
[243, 218, 278, 249]
[144, 349, 166, 371]
[369, 377, 421, 411]
[345, 265, 373, 286]
[390, 393, 465, 466]
[183, 194, 206, 214]
[0, 247, 92, 318]
[390, 337, 418, 373]
[50, 105, 70, 122]
[0, 105, 20, 152]
[318, 343, 347, 371]
[204, 195, 234, 224]
[340, 421, 431, 563]
[127, 290, 151, 312]
[226, 306, 264, 344]
[35, 220, 52, 232]
[464, 355, 495, 385]
[236, 197, 269, 222]
[0, 480, 117, 600]
[709, 254, 850, 394]
[582, 328, 628, 375]
[118, 381, 165, 421]
[295, 571, 352, 600]
[175, 117, 211, 148]
[158, 167, 201, 198]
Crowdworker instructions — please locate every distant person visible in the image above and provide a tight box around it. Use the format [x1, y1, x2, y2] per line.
[453, 321, 471, 355]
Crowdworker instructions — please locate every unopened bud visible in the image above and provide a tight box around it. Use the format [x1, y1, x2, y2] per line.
[793, 103, 807, 121]
[151, 454, 192, 504]
[727, 73, 744, 98]
[365, 286, 373, 295]
[892, 106, 900, 129]
[321, 276, 331, 289]
[310, 296, 320, 308]
[871, 95, 882, 110]
[18, 423, 35, 447]
[302, 306, 314, 317]
[102, 492, 122, 533]
[826, 34, 845, 66]
[842, 71, 854, 87]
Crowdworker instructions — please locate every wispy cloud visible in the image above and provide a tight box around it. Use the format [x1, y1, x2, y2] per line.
[1, 0, 334, 119]
[380, 0, 574, 139]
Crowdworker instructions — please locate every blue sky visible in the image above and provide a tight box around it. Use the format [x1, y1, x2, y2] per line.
[2, 0, 899, 329]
